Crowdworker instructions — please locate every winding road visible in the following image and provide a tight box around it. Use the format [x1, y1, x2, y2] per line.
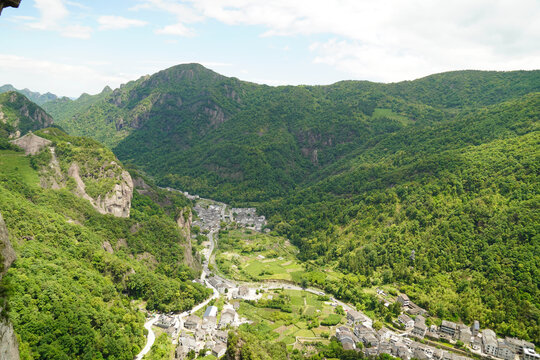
[134, 200, 348, 359]
[135, 315, 159, 360]
[134, 230, 220, 359]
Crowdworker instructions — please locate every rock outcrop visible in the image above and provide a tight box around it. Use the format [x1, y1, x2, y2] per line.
[0, 0, 21, 16]
[177, 208, 195, 268]
[9, 132, 52, 155]
[68, 163, 133, 218]
[95, 170, 133, 218]
[0, 214, 16, 274]
[0, 213, 20, 360]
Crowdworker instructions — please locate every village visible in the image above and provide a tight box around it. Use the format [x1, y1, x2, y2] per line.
[151, 191, 538, 360]
[334, 293, 539, 360]
[150, 274, 262, 359]
[192, 201, 267, 233]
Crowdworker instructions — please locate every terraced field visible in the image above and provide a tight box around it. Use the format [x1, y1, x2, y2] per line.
[215, 228, 306, 282]
[237, 289, 344, 347]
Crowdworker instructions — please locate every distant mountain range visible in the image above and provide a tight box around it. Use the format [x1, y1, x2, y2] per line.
[0, 84, 59, 105]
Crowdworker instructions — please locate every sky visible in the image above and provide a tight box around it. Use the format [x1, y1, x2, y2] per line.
[0, 0, 539, 98]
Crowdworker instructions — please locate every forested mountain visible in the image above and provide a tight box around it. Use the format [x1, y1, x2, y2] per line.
[45, 65, 540, 204]
[262, 94, 540, 342]
[0, 91, 54, 142]
[0, 85, 58, 105]
[35, 65, 540, 342]
[0, 121, 210, 358]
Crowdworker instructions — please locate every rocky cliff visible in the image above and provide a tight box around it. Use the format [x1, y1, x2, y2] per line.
[9, 132, 52, 155]
[0, 213, 20, 360]
[68, 162, 133, 218]
[177, 208, 195, 267]
[32, 128, 134, 218]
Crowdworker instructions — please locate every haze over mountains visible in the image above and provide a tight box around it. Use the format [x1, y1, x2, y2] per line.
[0, 64, 539, 358]
[0, 84, 59, 106]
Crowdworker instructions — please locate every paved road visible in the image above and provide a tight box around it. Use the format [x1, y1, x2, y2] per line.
[134, 229, 221, 358]
[135, 315, 159, 360]
[134, 194, 353, 359]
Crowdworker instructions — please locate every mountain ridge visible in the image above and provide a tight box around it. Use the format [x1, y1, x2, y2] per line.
[19, 64, 540, 343]
[0, 84, 58, 105]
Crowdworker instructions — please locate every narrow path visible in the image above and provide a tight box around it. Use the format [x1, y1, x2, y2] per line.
[135, 315, 158, 360]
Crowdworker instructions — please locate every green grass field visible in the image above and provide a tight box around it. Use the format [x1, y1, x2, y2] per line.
[0, 150, 40, 186]
[372, 108, 412, 125]
[238, 289, 344, 346]
[216, 228, 305, 282]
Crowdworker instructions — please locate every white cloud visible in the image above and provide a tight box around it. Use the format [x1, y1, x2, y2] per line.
[0, 54, 132, 97]
[10, 15, 36, 21]
[155, 22, 194, 36]
[28, 0, 69, 30]
[310, 37, 540, 83]
[98, 15, 148, 30]
[65, 1, 90, 10]
[61, 24, 92, 39]
[132, 0, 202, 36]
[25, 0, 93, 39]
[141, 0, 540, 81]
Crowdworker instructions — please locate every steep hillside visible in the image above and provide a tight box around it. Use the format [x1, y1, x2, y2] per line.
[0, 128, 210, 359]
[0, 84, 58, 106]
[30, 128, 134, 217]
[0, 91, 53, 140]
[46, 65, 540, 204]
[43, 65, 251, 150]
[0, 213, 20, 360]
[262, 95, 540, 342]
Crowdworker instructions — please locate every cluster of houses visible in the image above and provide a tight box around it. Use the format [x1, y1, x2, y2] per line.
[193, 203, 224, 231]
[193, 203, 268, 233]
[206, 276, 254, 300]
[175, 304, 241, 359]
[395, 295, 538, 360]
[338, 313, 475, 360]
[225, 208, 267, 231]
[335, 294, 538, 360]
[336, 310, 474, 360]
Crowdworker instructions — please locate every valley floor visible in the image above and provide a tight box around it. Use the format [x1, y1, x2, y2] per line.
[139, 188, 538, 360]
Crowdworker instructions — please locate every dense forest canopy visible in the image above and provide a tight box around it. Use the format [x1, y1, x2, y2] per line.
[0, 126, 210, 359]
[10, 66, 540, 345]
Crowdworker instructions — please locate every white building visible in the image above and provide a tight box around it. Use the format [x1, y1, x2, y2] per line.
[524, 348, 540, 360]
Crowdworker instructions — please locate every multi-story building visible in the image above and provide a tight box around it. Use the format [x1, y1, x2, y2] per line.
[440, 320, 458, 337]
[482, 329, 498, 356]
[524, 348, 540, 360]
[497, 339, 517, 360]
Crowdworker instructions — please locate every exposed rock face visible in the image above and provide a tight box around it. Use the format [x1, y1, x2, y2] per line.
[0, 321, 19, 360]
[9, 132, 52, 155]
[0, 0, 21, 16]
[0, 214, 16, 274]
[102, 241, 114, 254]
[177, 208, 195, 267]
[68, 163, 134, 218]
[0, 213, 20, 360]
[96, 170, 133, 218]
